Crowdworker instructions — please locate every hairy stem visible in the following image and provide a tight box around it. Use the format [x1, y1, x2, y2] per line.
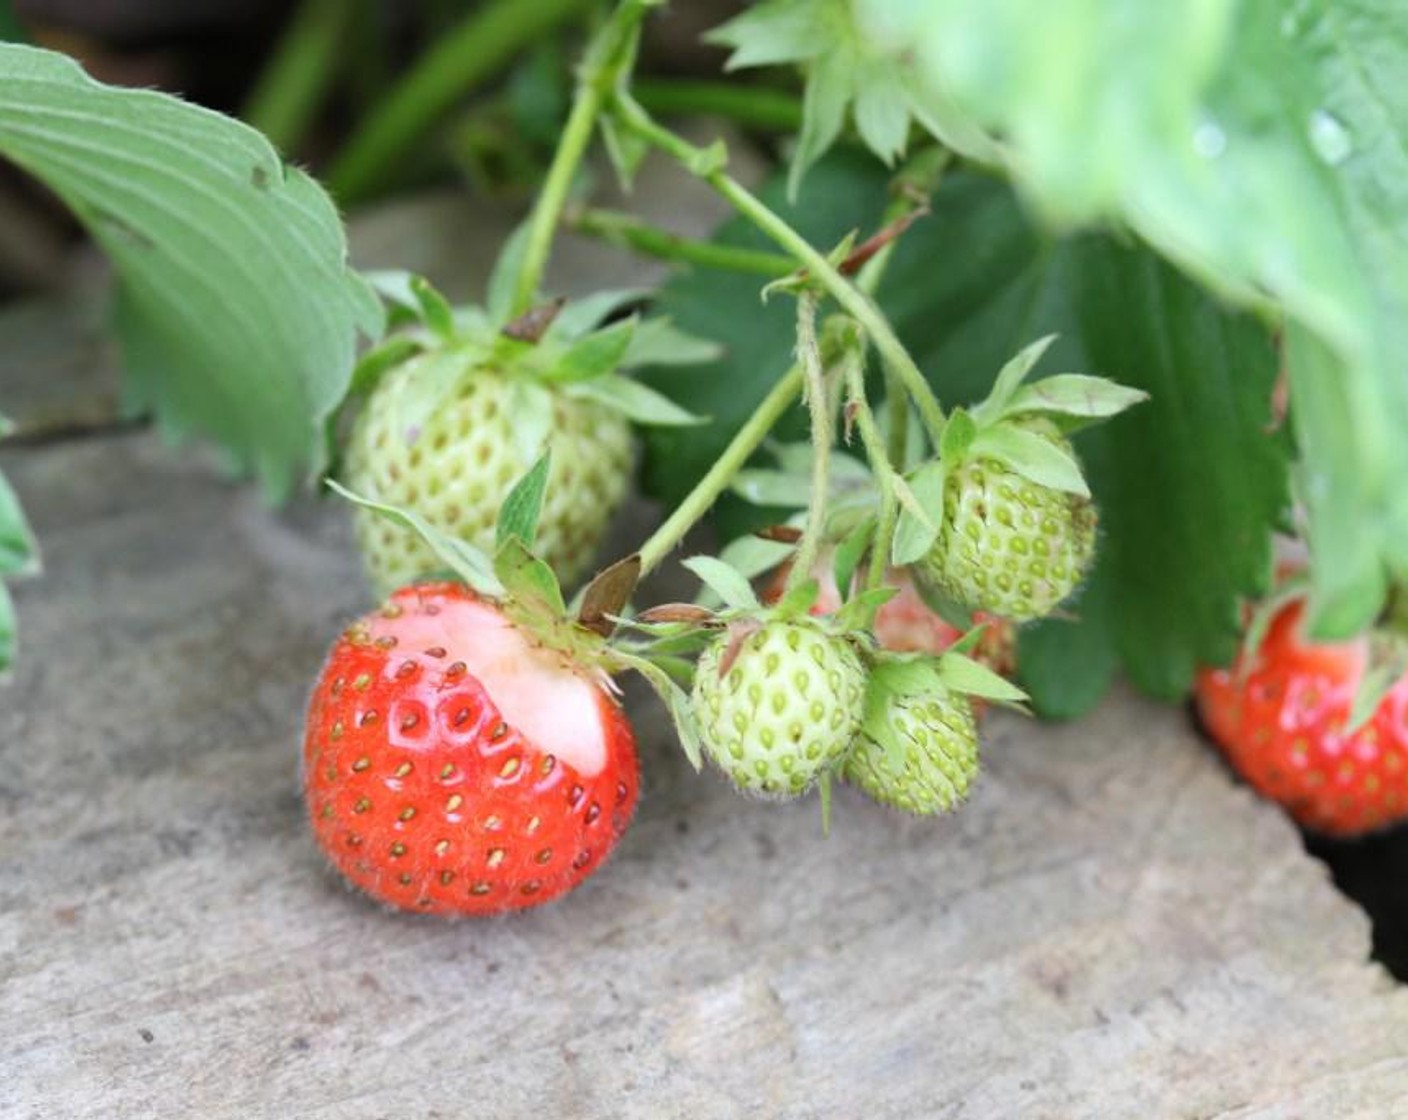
[613, 94, 947, 441]
[844, 353, 903, 592]
[510, 0, 657, 315]
[636, 364, 805, 577]
[787, 295, 833, 592]
[634, 78, 803, 131]
[567, 207, 795, 276]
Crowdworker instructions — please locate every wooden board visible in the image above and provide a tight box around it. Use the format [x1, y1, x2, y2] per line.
[4, 423, 1407, 1120]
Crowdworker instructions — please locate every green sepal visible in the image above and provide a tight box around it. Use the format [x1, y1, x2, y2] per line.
[1001, 374, 1148, 426]
[773, 577, 822, 618]
[714, 532, 798, 598]
[683, 554, 761, 612]
[346, 336, 422, 401]
[971, 334, 1058, 424]
[409, 275, 456, 342]
[935, 651, 1028, 708]
[938, 408, 977, 463]
[543, 317, 638, 383]
[495, 451, 551, 550]
[832, 515, 875, 605]
[892, 458, 945, 566]
[601, 113, 650, 190]
[547, 288, 648, 341]
[968, 424, 1089, 497]
[485, 218, 532, 327]
[1346, 633, 1408, 735]
[565, 374, 707, 426]
[326, 480, 503, 597]
[818, 768, 834, 837]
[620, 651, 704, 770]
[832, 585, 898, 634]
[493, 535, 566, 617]
[0, 582, 15, 677]
[506, 379, 555, 462]
[620, 317, 725, 369]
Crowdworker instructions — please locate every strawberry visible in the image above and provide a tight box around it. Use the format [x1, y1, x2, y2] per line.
[1194, 595, 1408, 837]
[343, 351, 633, 598]
[692, 617, 867, 798]
[763, 551, 1016, 674]
[919, 416, 1097, 622]
[303, 581, 639, 915]
[842, 682, 979, 815]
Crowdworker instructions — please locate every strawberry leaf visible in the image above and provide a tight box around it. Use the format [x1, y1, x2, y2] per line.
[327, 480, 503, 597]
[969, 424, 1090, 498]
[542, 318, 637, 384]
[935, 652, 1029, 706]
[972, 334, 1058, 423]
[891, 459, 944, 566]
[495, 452, 551, 551]
[683, 555, 761, 612]
[1002, 374, 1149, 424]
[620, 318, 724, 369]
[493, 536, 566, 617]
[831, 515, 874, 604]
[485, 219, 532, 326]
[565, 375, 705, 427]
[0, 43, 380, 501]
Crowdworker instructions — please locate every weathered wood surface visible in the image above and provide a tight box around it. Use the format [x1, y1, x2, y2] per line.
[5, 159, 1408, 1119]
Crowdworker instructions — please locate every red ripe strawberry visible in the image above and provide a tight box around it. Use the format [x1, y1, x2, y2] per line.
[762, 552, 1015, 674]
[1194, 596, 1408, 837]
[303, 582, 639, 915]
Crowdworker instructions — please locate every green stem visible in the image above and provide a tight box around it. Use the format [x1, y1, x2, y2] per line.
[567, 207, 794, 276]
[787, 295, 833, 593]
[844, 354, 903, 592]
[636, 364, 805, 577]
[328, 0, 594, 203]
[613, 95, 947, 442]
[634, 79, 803, 132]
[242, 0, 350, 152]
[510, 0, 657, 316]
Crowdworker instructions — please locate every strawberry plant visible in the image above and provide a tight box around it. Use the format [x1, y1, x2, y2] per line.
[5, 0, 1408, 913]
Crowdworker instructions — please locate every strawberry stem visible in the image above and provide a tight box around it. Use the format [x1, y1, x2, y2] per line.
[610, 91, 948, 443]
[786, 294, 834, 594]
[636, 363, 805, 578]
[509, 0, 658, 317]
[566, 206, 796, 277]
[842, 344, 903, 593]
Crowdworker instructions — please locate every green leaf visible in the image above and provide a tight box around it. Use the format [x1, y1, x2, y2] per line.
[496, 452, 551, 550]
[547, 288, 648, 342]
[832, 515, 874, 603]
[620, 317, 724, 369]
[0, 44, 380, 502]
[935, 652, 1028, 705]
[891, 459, 944, 566]
[0, 469, 37, 577]
[1002, 374, 1149, 423]
[493, 536, 566, 616]
[566, 374, 705, 426]
[859, 0, 1408, 636]
[409, 275, 455, 341]
[327, 480, 503, 596]
[543, 318, 637, 383]
[732, 469, 815, 509]
[972, 334, 1058, 422]
[486, 219, 532, 325]
[791, 50, 852, 199]
[682, 555, 760, 612]
[969, 424, 1089, 497]
[706, 0, 832, 69]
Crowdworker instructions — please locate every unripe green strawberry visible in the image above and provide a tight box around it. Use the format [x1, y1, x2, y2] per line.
[692, 618, 867, 798]
[920, 419, 1096, 622]
[344, 353, 632, 597]
[843, 686, 979, 815]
